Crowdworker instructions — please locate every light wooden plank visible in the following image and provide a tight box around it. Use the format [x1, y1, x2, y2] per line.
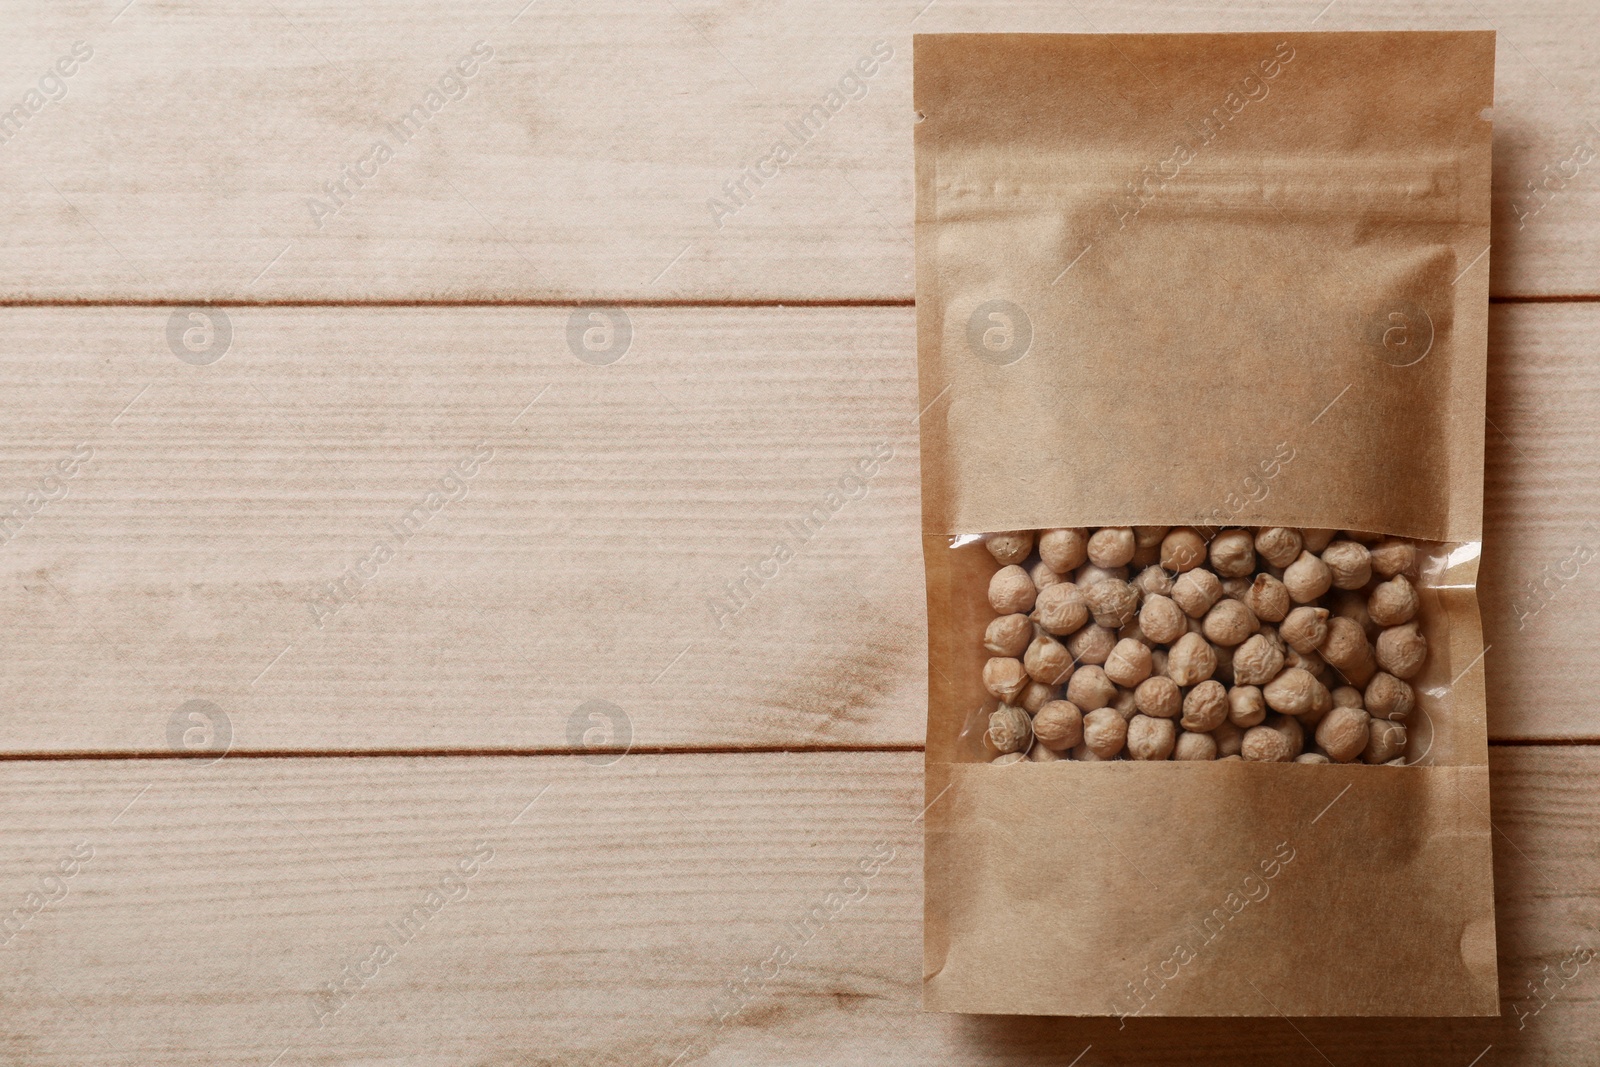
[0, 302, 1594, 752]
[0, 1, 1596, 301]
[1481, 302, 1600, 739]
[0, 748, 1593, 1064]
[0, 305, 923, 754]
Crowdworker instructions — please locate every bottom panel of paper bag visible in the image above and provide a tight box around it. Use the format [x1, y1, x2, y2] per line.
[922, 761, 1497, 1016]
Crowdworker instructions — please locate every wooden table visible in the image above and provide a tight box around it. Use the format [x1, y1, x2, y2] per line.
[1, 2, 1596, 1063]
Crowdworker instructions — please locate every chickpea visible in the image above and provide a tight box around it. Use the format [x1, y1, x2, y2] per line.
[989, 565, 1038, 614]
[983, 613, 1033, 658]
[1038, 528, 1090, 573]
[1087, 527, 1137, 568]
[1209, 529, 1257, 578]
[1032, 700, 1084, 751]
[985, 531, 1034, 566]
[1160, 528, 1207, 572]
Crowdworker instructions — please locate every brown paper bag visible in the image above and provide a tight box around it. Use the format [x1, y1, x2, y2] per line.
[915, 32, 1497, 1017]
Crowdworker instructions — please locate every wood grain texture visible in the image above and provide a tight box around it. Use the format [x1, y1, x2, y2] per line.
[1481, 302, 1600, 739]
[0, 0, 1597, 302]
[0, 302, 1592, 753]
[0, 305, 923, 754]
[0, 748, 1592, 1065]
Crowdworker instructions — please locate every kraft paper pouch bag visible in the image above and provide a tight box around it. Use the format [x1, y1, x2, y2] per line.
[915, 32, 1497, 1016]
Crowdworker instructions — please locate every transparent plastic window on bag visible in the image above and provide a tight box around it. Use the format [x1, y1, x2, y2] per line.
[953, 527, 1485, 768]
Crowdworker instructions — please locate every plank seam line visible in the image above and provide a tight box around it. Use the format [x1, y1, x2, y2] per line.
[0, 740, 1589, 763]
[0, 743, 930, 762]
[0, 298, 917, 309]
[0, 296, 1594, 309]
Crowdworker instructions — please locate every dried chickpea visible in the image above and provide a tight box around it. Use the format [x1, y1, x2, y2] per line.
[1131, 542, 1162, 569]
[1104, 638, 1154, 688]
[1066, 665, 1118, 711]
[1134, 525, 1170, 549]
[1321, 540, 1373, 590]
[1135, 675, 1182, 718]
[1231, 634, 1285, 686]
[1219, 576, 1251, 601]
[1039, 528, 1089, 573]
[1255, 527, 1304, 569]
[985, 531, 1034, 566]
[1202, 598, 1258, 647]
[1024, 634, 1076, 686]
[988, 565, 1037, 614]
[1262, 667, 1322, 716]
[1020, 681, 1058, 714]
[1166, 632, 1217, 686]
[1033, 582, 1089, 636]
[1301, 528, 1337, 553]
[1132, 565, 1174, 598]
[1283, 550, 1333, 603]
[1066, 624, 1116, 665]
[1280, 606, 1330, 654]
[1241, 573, 1290, 623]
[1268, 713, 1306, 758]
[1111, 687, 1138, 720]
[1343, 529, 1384, 545]
[1295, 752, 1331, 764]
[1363, 718, 1407, 763]
[992, 752, 1026, 765]
[1227, 684, 1267, 727]
[1083, 578, 1140, 629]
[1318, 616, 1376, 688]
[1369, 540, 1417, 579]
[1375, 622, 1427, 680]
[1160, 527, 1207, 572]
[984, 614, 1034, 658]
[987, 704, 1032, 754]
[1332, 685, 1364, 709]
[1174, 730, 1218, 761]
[1027, 742, 1064, 762]
[1032, 700, 1084, 751]
[1070, 743, 1108, 762]
[1029, 560, 1065, 591]
[1088, 527, 1137, 568]
[1242, 724, 1294, 762]
[1139, 593, 1188, 644]
[1315, 706, 1371, 763]
[1209, 529, 1257, 578]
[1074, 563, 1128, 589]
[1369, 575, 1420, 627]
[1127, 714, 1175, 760]
[983, 657, 1030, 702]
[1212, 719, 1244, 757]
[1180, 679, 1229, 732]
[1171, 568, 1223, 618]
[1365, 672, 1415, 721]
[1082, 707, 1128, 759]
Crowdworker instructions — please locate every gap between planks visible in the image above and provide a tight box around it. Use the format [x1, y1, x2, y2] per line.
[0, 297, 917, 309]
[0, 740, 1590, 763]
[0, 296, 1596, 308]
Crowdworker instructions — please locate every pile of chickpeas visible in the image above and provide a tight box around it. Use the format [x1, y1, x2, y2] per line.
[979, 527, 1425, 763]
